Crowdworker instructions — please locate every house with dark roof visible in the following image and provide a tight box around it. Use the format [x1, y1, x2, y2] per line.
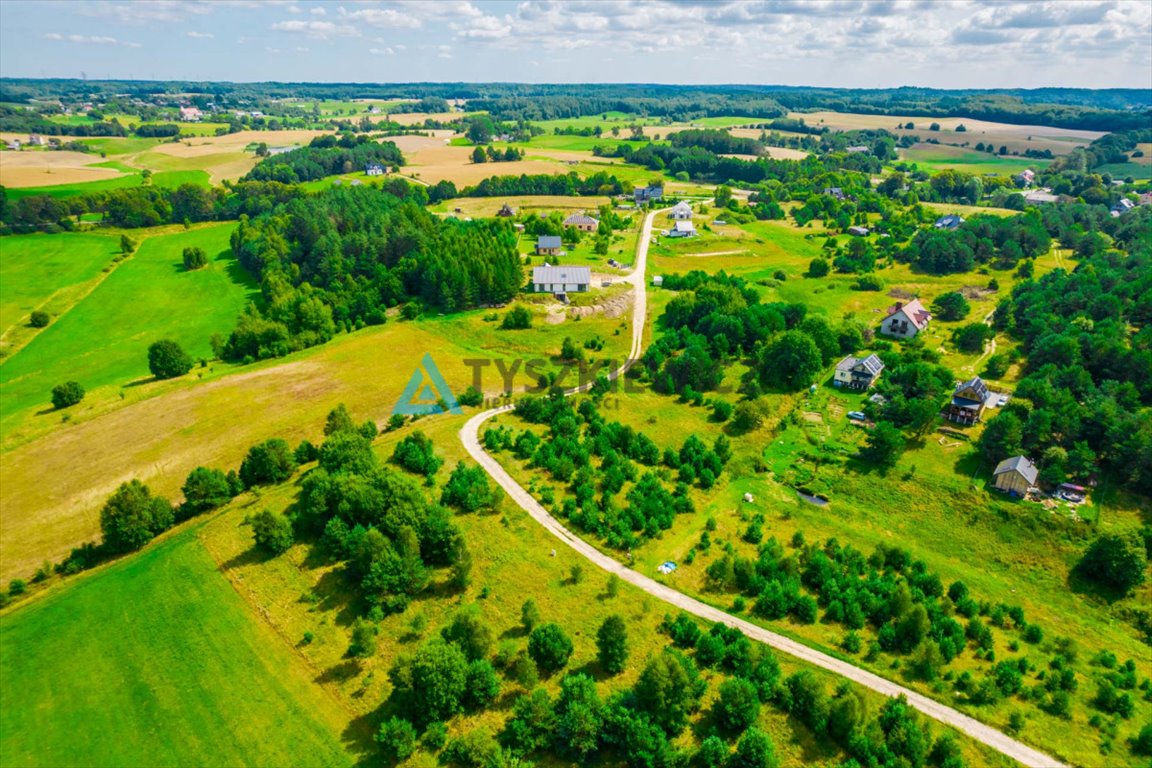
[833, 354, 885, 390]
[634, 184, 664, 204]
[563, 213, 599, 232]
[1110, 198, 1135, 218]
[497, 203, 515, 217]
[532, 265, 590, 294]
[993, 455, 1038, 496]
[880, 299, 931, 339]
[823, 187, 846, 200]
[946, 376, 991, 425]
[847, 225, 870, 237]
[535, 236, 563, 257]
[934, 214, 963, 230]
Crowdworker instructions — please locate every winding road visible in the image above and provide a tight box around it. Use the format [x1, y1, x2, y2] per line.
[459, 209, 1067, 768]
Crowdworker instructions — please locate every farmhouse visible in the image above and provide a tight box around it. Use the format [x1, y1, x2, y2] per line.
[992, 456, 1038, 496]
[946, 376, 990, 425]
[845, 145, 870, 153]
[532, 265, 590, 295]
[365, 163, 386, 176]
[669, 201, 694, 220]
[1023, 190, 1059, 205]
[668, 220, 697, 238]
[179, 106, 203, 122]
[4, 139, 20, 151]
[496, 203, 515, 217]
[880, 299, 931, 339]
[1016, 169, 1036, 187]
[563, 213, 599, 232]
[27, 134, 45, 146]
[1110, 198, 1134, 218]
[847, 225, 870, 237]
[634, 184, 664, 204]
[934, 215, 963, 230]
[833, 354, 885, 390]
[535, 235, 563, 256]
[823, 187, 846, 200]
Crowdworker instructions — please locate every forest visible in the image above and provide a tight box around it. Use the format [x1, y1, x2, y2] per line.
[222, 185, 523, 360]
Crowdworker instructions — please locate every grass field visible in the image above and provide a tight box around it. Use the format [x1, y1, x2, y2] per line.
[429, 195, 612, 216]
[899, 145, 1050, 175]
[0, 232, 120, 343]
[4, 169, 210, 201]
[0, 528, 354, 768]
[0, 223, 256, 426]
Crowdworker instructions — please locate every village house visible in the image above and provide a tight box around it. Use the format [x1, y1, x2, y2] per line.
[669, 201, 694, 220]
[634, 184, 664, 204]
[934, 214, 963, 230]
[845, 145, 870, 153]
[179, 106, 203, 122]
[652, 275, 664, 287]
[563, 213, 599, 233]
[532, 265, 590, 295]
[833, 354, 885, 390]
[1110, 198, 1135, 218]
[535, 235, 563, 257]
[1139, 191, 1152, 206]
[27, 134, 45, 146]
[946, 376, 991, 425]
[4, 139, 20, 151]
[823, 187, 846, 200]
[1023, 189, 1059, 205]
[364, 163, 386, 176]
[1015, 169, 1036, 187]
[880, 298, 931, 339]
[847, 225, 870, 237]
[992, 455, 1038, 496]
[496, 203, 515, 217]
[668, 220, 697, 238]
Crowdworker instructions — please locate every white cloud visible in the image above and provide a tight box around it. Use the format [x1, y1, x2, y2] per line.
[369, 46, 395, 55]
[270, 19, 358, 38]
[186, 31, 214, 38]
[340, 7, 422, 29]
[43, 32, 63, 40]
[310, 6, 326, 15]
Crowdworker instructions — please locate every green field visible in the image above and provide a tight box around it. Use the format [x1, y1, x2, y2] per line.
[0, 224, 256, 423]
[899, 145, 1051, 175]
[0, 232, 120, 336]
[5, 170, 210, 201]
[0, 529, 353, 768]
[1096, 161, 1152, 181]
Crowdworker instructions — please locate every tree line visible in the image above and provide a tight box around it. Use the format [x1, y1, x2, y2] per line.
[242, 133, 404, 184]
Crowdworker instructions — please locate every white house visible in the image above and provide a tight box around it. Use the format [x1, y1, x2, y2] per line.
[179, 106, 203, 122]
[365, 163, 386, 176]
[934, 215, 963, 230]
[533, 265, 590, 294]
[668, 220, 697, 238]
[881, 298, 931, 339]
[669, 201, 693, 220]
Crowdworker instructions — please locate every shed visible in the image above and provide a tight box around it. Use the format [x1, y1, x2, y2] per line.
[993, 456, 1038, 496]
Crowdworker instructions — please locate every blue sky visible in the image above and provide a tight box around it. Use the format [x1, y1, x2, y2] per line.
[1, 0, 1150, 89]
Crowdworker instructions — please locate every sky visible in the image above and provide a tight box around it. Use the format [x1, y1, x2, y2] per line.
[1, 0, 1150, 90]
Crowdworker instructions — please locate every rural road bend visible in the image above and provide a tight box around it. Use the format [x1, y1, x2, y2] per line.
[459, 209, 1067, 768]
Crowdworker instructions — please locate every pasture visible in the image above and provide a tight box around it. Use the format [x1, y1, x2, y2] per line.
[899, 144, 1050, 175]
[0, 223, 256, 427]
[0, 528, 354, 768]
[0, 297, 633, 581]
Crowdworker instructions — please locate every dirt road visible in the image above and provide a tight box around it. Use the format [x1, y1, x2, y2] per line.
[459, 208, 1066, 768]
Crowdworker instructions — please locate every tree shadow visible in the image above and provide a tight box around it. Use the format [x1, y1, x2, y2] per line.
[1066, 564, 1130, 605]
[218, 546, 266, 572]
[123, 376, 158, 388]
[315, 658, 362, 686]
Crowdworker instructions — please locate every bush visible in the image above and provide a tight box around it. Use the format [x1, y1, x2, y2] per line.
[99, 479, 174, 554]
[852, 274, 885, 291]
[729, 728, 777, 768]
[29, 310, 50, 328]
[147, 339, 193, 379]
[441, 462, 496, 512]
[501, 305, 533, 330]
[182, 246, 208, 270]
[8, 579, 27, 597]
[392, 431, 443, 478]
[251, 509, 293, 554]
[376, 716, 416, 763]
[1078, 531, 1148, 594]
[716, 677, 761, 733]
[596, 615, 629, 674]
[239, 438, 297, 487]
[807, 257, 830, 278]
[348, 617, 379, 658]
[457, 385, 484, 407]
[528, 623, 573, 674]
[180, 466, 233, 517]
[932, 291, 971, 321]
[50, 381, 85, 409]
[711, 400, 734, 422]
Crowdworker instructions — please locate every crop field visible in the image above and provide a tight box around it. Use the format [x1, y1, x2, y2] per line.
[429, 194, 612, 217]
[1096, 161, 1152, 180]
[0, 223, 255, 429]
[0, 148, 129, 188]
[899, 144, 1051, 175]
[789, 111, 1103, 156]
[0, 295, 634, 581]
[0, 528, 354, 768]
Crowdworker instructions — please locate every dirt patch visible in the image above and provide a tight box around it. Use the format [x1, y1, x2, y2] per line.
[887, 288, 916, 300]
[568, 287, 634, 320]
[0, 150, 127, 187]
[960, 285, 997, 300]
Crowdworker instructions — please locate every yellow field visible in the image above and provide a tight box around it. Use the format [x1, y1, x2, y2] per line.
[405, 143, 566, 184]
[789, 111, 1102, 155]
[434, 195, 611, 217]
[0, 305, 634, 581]
[0, 148, 127, 188]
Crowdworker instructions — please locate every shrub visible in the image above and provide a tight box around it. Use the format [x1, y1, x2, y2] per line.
[182, 246, 208, 270]
[457, 385, 484, 407]
[807, 257, 830, 278]
[501, 305, 533, 330]
[596, 615, 629, 674]
[1078, 531, 1148, 594]
[239, 438, 297, 487]
[251, 510, 293, 554]
[50, 381, 85, 409]
[29, 310, 50, 328]
[932, 291, 971, 321]
[528, 623, 573, 674]
[147, 339, 193, 379]
[376, 716, 416, 763]
[180, 466, 233, 517]
[392, 431, 443, 478]
[99, 479, 174, 554]
[716, 677, 761, 733]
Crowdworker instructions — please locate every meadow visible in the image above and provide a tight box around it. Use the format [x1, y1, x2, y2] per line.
[0, 223, 256, 426]
[0, 527, 354, 768]
[0, 232, 120, 346]
[898, 145, 1050, 175]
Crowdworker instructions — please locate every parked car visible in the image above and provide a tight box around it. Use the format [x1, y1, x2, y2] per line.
[847, 411, 867, 421]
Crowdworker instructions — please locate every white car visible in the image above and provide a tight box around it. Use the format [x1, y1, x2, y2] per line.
[847, 411, 867, 421]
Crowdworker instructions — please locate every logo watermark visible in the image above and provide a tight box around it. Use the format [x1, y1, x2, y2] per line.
[392, 353, 462, 416]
